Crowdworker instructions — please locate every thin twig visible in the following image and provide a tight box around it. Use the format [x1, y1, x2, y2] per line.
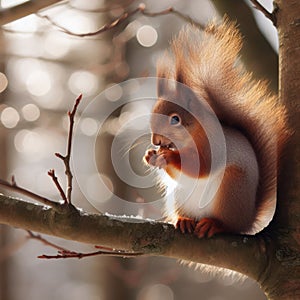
[47, 169, 67, 202]
[27, 230, 143, 259]
[38, 249, 144, 259]
[55, 94, 82, 204]
[142, 6, 204, 29]
[0, 178, 61, 211]
[36, 4, 205, 38]
[249, 0, 276, 25]
[27, 230, 68, 252]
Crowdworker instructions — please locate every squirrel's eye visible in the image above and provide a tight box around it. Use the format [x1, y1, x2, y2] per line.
[169, 114, 181, 125]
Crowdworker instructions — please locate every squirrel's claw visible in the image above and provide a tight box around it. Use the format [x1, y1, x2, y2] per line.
[176, 217, 197, 234]
[143, 149, 157, 165]
[144, 149, 168, 169]
[194, 218, 226, 238]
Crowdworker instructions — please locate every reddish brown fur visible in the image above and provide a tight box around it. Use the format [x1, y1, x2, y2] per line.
[150, 97, 212, 178]
[155, 20, 289, 233]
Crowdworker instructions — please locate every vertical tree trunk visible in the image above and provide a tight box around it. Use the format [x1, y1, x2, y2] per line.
[261, 1, 300, 299]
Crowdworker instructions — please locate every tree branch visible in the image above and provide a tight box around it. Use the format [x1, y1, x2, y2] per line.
[27, 230, 143, 259]
[249, 0, 277, 25]
[0, 0, 64, 26]
[0, 193, 268, 280]
[54, 94, 82, 204]
[35, 4, 205, 38]
[47, 169, 67, 203]
[0, 178, 62, 211]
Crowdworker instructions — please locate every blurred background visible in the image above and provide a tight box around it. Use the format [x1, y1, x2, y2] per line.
[0, 0, 278, 299]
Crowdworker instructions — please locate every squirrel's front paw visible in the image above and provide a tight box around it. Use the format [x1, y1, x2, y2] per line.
[144, 149, 168, 169]
[194, 218, 226, 238]
[176, 217, 197, 234]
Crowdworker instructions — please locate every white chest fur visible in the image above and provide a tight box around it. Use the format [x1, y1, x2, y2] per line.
[160, 169, 224, 221]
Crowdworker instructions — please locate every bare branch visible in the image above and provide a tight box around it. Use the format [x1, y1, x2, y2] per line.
[0, 193, 267, 280]
[55, 94, 82, 204]
[36, 4, 205, 38]
[0, 0, 65, 26]
[27, 229, 144, 259]
[249, 0, 276, 25]
[0, 178, 62, 211]
[141, 6, 205, 29]
[27, 230, 68, 252]
[37, 6, 142, 37]
[47, 169, 67, 202]
[38, 249, 143, 260]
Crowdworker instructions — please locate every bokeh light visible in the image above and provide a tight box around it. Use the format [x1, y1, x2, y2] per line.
[136, 25, 158, 47]
[26, 70, 51, 96]
[80, 117, 98, 136]
[68, 70, 99, 96]
[14, 129, 41, 155]
[21, 104, 40, 122]
[1, 106, 20, 128]
[0, 72, 8, 93]
[104, 84, 123, 102]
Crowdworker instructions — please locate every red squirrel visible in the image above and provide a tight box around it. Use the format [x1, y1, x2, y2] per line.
[144, 21, 288, 238]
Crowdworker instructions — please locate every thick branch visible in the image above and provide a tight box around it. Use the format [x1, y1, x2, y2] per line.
[0, 193, 267, 280]
[0, 0, 63, 26]
[274, 0, 300, 230]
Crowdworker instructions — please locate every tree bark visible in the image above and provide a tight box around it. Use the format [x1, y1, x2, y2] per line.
[0, 194, 268, 280]
[259, 1, 300, 299]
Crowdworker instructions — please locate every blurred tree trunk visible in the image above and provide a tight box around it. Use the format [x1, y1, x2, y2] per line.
[0, 28, 11, 300]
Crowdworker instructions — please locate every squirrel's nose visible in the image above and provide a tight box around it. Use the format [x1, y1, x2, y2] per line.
[152, 134, 171, 147]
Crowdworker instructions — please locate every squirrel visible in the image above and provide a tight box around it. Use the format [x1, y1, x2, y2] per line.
[143, 20, 289, 238]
